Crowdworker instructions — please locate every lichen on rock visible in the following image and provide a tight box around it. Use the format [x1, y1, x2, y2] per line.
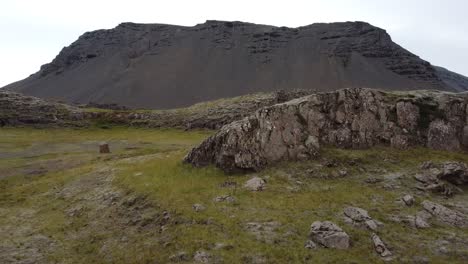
[185, 88, 468, 172]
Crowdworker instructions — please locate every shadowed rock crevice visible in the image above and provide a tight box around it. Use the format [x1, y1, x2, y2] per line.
[184, 88, 468, 172]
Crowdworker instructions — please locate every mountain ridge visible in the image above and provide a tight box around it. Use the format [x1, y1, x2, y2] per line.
[4, 20, 468, 109]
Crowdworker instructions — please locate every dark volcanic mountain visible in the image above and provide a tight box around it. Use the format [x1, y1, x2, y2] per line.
[4, 20, 468, 109]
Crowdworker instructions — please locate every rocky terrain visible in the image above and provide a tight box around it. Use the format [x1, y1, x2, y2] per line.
[0, 89, 310, 129]
[1, 127, 467, 263]
[1, 85, 468, 263]
[4, 21, 468, 109]
[185, 88, 468, 172]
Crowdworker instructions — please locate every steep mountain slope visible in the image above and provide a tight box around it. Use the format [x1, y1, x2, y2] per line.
[435, 66, 468, 92]
[4, 20, 468, 109]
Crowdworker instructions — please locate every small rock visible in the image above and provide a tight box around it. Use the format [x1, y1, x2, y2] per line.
[193, 204, 206, 212]
[193, 250, 211, 263]
[219, 181, 237, 188]
[412, 256, 430, 264]
[364, 177, 383, 184]
[169, 251, 190, 262]
[213, 195, 236, 203]
[212, 242, 233, 250]
[371, 233, 392, 258]
[338, 170, 348, 177]
[420, 161, 435, 170]
[343, 206, 380, 231]
[402, 194, 415, 206]
[99, 142, 110, 153]
[304, 240, 317, 250]
[309, 221, 350, 249]
[244, 176, 266, 191]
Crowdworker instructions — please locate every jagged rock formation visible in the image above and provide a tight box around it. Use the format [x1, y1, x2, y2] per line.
[4, 21, 468, 109]
[0, 90, 84, 126]
[0, 89, 309, 128]
[184, 88, 468, 172]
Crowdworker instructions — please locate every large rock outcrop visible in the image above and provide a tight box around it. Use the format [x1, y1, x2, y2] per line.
[4, 21, 468, 109]
[184, 88, 468, 172]
[0, 90, 84, 127]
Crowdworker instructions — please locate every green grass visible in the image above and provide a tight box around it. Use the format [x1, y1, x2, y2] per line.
[0, 127, 467, 263]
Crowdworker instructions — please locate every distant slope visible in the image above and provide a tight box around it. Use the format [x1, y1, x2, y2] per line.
[435, 66, 468, 92]
[3, 20, 467, 109]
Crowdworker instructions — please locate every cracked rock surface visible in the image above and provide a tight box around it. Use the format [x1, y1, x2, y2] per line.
[185, 88, 468, 172]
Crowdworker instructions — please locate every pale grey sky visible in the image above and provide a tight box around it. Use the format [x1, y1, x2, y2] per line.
[1, 0, 467, 87]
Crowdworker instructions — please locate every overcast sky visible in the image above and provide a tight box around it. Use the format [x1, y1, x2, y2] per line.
[1, 0, 467, 87]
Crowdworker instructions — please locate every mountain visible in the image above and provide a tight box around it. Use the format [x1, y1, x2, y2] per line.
[4, 20, 468, 109]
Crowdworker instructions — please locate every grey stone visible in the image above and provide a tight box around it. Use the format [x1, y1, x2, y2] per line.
[402, 194, 415, 206]
[309, 221, 350, 249]
[192, 204, 206, 212]
[343, 206, 379, 231]
[193, 250, 211, 263]
[304, 240, 317, 250]
[371, 233, 392, 258]
[439, 162, 468, 185]
[169, 251, 190, 262]
[185, 88, 468, 172]
[243, 177, 266, 191]
[422, 200, 467, 227]
[213, 195, 236, 203]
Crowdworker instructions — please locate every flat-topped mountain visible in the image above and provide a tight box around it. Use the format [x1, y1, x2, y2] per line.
[4, 20, 468, 109]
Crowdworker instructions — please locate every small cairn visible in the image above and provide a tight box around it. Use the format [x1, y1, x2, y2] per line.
[99, 142, 110, 153]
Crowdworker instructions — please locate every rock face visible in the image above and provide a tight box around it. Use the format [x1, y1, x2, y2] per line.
[185, 88, 468, 172]
[4, 21, 468, 109]
[309, 221, 350, 249]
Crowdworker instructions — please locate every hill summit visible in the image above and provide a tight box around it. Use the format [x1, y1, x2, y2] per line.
[4, 20, 468, 109]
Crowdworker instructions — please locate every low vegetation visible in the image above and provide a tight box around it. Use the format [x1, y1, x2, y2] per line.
[0, 127, 467, 263]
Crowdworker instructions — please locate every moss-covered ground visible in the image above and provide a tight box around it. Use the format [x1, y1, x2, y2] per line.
[0, 127, 467, 263]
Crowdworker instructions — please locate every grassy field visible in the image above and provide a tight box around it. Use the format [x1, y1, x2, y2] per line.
[0, 127, 467, 263]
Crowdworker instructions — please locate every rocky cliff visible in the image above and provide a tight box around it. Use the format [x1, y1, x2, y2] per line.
[184, 88, 468, 172]
[4, 21, 468, 109]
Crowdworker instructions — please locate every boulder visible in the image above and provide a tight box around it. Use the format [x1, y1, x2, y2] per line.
[309, 221, 350, 249]
[439, 162, 468, 185]
[371, 233, 392, 258]
[185, 88, 468, 172]
[244, 177, 266, 191]
[422, 200, 467, 227]
[343, 206, 380, 231]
